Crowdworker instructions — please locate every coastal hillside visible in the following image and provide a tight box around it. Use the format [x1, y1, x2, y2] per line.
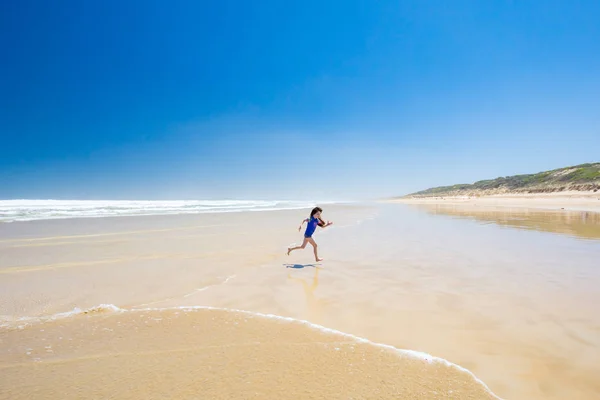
[403, 163, 600, 198]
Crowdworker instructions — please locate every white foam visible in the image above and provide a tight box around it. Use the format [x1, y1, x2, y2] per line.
[0, 200, 347, 222]
[0, 304, 124, 328]
[1, 303, 502, 399]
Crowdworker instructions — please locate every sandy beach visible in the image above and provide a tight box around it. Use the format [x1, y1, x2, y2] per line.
[1, 203, 600, 399]
[392, 191, 600, 213]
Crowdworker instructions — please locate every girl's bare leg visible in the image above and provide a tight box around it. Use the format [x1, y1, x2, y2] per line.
[307, 237, 322, 261]
[288, 238, 309, 255]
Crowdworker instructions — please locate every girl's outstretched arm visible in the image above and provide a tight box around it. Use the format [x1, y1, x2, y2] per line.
[319, 219, 333, 228]
[298, 219, 308, 232]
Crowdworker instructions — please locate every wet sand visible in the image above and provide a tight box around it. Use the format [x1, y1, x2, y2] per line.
[1, 204, 600, 399]
[413, 204, 600, 240]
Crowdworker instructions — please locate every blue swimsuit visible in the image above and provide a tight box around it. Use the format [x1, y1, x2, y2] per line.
[304, 216, 320, 238]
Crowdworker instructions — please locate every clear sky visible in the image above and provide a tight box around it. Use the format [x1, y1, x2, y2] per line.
[2, 0, 599, 200]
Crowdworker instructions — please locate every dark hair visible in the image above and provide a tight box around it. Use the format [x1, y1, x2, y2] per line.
[310, 207, 325, 227]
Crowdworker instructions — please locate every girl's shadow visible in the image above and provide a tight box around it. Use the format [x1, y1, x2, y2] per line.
[284, 263, 320, 269]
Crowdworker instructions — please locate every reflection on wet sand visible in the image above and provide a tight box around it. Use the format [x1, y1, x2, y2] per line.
[415, 204, 600, 240]
[287, 266, 328, 324]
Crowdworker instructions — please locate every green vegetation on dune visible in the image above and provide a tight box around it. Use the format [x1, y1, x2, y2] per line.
[403, 163, 600, 198]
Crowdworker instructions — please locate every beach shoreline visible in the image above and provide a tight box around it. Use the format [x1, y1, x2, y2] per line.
[388, 191, 600, 212]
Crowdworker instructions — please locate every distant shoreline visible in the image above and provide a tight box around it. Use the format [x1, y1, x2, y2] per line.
[399, 163, 600, 203]
[389, 191, 600, 213]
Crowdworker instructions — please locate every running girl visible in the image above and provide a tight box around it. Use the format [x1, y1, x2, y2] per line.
[287, 207, 333, 262]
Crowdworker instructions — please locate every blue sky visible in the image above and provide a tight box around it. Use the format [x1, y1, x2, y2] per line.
[1, 0, 599, 200]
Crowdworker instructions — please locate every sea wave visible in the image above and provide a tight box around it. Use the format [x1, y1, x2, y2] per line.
[0, 200, 336, 222]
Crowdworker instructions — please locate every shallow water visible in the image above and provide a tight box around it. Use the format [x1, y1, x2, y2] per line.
[1, 204, 599, 399]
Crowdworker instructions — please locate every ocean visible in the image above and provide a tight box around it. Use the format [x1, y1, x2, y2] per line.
[0, 199, 333, 222]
